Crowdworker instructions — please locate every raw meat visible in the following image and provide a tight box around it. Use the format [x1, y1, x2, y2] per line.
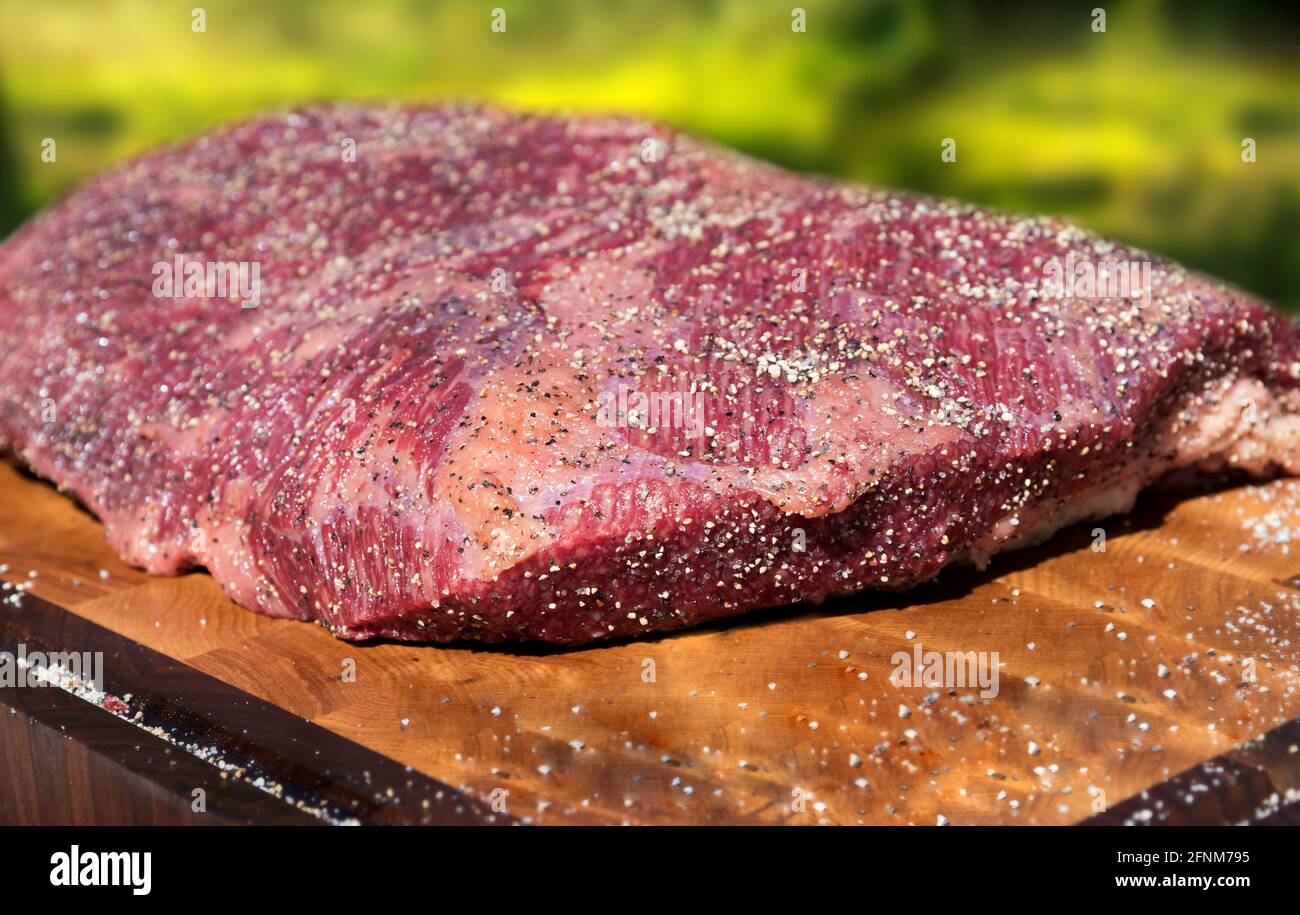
[1, 104, 1298, 644]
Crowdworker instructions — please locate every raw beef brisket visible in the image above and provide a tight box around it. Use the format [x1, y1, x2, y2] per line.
[1, 104, 1298, 644]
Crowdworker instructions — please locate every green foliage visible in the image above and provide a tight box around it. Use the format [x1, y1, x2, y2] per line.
[0, 0, 1296, 307]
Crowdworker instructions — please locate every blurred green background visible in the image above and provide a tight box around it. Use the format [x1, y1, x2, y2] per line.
[0, 0, 1297, 308]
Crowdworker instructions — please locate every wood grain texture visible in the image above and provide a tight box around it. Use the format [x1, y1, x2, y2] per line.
[3, 459, 1300, 825]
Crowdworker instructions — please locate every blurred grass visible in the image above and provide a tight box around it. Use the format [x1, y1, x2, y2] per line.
[0, 0, 1296, 308]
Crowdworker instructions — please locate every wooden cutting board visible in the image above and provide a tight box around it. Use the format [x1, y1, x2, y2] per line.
[3, 457, 1300, 825]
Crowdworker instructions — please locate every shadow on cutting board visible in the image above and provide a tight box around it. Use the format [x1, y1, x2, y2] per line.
[0, 453, 1267, 657]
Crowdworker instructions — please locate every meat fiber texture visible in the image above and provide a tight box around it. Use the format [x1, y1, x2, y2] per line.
[1, 104, 1298, 645]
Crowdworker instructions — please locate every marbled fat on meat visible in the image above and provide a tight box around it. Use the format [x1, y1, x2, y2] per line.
[1, 104, 1298, 644]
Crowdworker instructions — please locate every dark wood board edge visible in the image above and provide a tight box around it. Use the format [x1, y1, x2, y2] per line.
[1082, 716, 1300, 825]
[0, 594, 513, 826]
[1, 681, 311, 825]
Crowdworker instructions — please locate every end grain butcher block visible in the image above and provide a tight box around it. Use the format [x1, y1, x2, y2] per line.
[3, 458, 1300, 825]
